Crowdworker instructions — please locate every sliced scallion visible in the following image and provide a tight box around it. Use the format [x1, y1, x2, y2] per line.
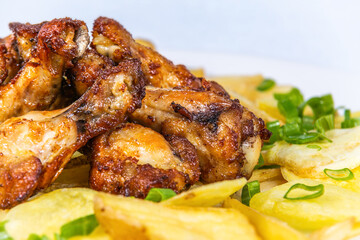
[282, 131, 320, 144]
[0, 221, 12, 240]
[145, 188, 176, 202]
[341, 109, 360, 129]
[27, 234, 50, 240]
[266, 120, 281, 144]
[302, 94, 334, 119]
[241, 181, 260, 206]
[274, 88, 304, 119]
[257, 79, 276, 91]
[306, 144, 322, 151]
[58, 214, 98, 239]
[324, 168, 354, 181]
[314, 114, 334, 134]
[283, 183, 324, 200]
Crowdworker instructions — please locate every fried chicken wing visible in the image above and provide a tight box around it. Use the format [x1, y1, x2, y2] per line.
[91, 17, 228, 96]
[0, 18, 89, 122]
[0, 35, 21, 85]
[0, 59, 145, 209]
[90, 123, 200, 198]
[131, 87, 271, 183]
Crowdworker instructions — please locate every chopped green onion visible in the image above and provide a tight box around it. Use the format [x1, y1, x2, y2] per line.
[145, 188, 176, 202]
[341, 109, 360, 129]
[266, 120, 281, 144]
[0, 221, 13, 240]
[256, 79, 276, 91]
[284, 183, 324, 200]
[58, 214, 98, 239]
[324, 168, 354, 181]
[254, 154, 264, 170]
[274, 88, 304, 119]
[302, 94, 334, 119]
[282, 132, 320, 144]
[314, 114, 334, 134]
[241, 181, 260, 206]
[302, 116, 314, 131]
[27, 234, 50, 240]
[307, 145, 322, 151]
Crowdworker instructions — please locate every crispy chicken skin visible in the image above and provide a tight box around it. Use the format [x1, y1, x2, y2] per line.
[0, 59, 145, 209]
[131, 87, 271, 183]
[0, 18, 89, 122]
[68, 48, 114, 96]
[90, 123, 200, 198]
[0, 35, 21, 85]
[91, 17, 228, 96]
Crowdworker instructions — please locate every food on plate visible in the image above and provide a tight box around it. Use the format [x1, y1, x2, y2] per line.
[0, 15, 359, 240]
[89, 123, 200, 197]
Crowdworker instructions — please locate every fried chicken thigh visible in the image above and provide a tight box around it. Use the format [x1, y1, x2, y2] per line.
[131, 87, 270, 183]
[0, 59, 145, 208]
[0, 18, 89, 122]
[90, 123, 200, 198]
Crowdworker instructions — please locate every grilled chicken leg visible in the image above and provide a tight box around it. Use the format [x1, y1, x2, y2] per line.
[0, 18, 89, 122]
[90, 123, 200, 198]
[131, 87, 271, 183]
[0, 59, 145, 209]
[91, 17, 228, 96]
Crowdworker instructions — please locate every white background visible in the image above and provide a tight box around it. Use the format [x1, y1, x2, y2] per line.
[1, 0, 359, 109]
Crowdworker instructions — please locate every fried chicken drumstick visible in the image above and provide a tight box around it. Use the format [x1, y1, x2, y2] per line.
[0, 59, 145, 209]
[90, 123, 200, 198]
[0, 18, 89, 122]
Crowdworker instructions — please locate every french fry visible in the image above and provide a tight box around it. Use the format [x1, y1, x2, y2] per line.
[162, 178, 246, 207]
[4, 188, 96, 239]
[309, 218, 355, 240]
[223, 198, 308, 240]
[94, 192, 261, 240]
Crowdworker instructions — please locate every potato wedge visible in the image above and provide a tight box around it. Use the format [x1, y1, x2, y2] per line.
[94, 192, 261, 240]
[262, 127, 360, 177]
[223, 198, 308, 240]
[250, 179, 360, 231]
[309, 218, 355, 240]
[162, 178, 246, 207]
[4, 188, 97, 239]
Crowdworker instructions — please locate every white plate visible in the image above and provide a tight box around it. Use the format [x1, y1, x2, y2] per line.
[164, 50, 360, 111]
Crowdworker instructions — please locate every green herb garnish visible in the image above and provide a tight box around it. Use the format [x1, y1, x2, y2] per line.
[56, 214, 98, 239]
[324, 168, 354, 181]
[257, 79, 276, 91]
[341, 109, 360, 129]
[0, 221, 13, 240]
[284, 183, 324, 200]
[254, 154, 264, 170]
[145, 188, 176, 202]
[306, 145, 322, 151]
[241, 181, 260, 206]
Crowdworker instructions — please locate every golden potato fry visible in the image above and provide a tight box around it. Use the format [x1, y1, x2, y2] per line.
[250, 179, 360, 231]
[134, 38, 156, 49]
[309, 218, 355, 240]
[162, 178, 246, 207]
[4, 188, 97, 239]
[263, 127, 360, 178]
[249, 168, 282, 183]
[94, 192, 261, 240]
[223, 198, 308, 240]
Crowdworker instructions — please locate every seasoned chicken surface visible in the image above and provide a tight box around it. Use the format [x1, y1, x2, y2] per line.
[90, 123, 200, 197]
[131, 87, 271, 183]
[0, 18, 89, 122]
[0, 59, 145, 208]
[91, 17, 228, 96]
[0, 34, 21, 85]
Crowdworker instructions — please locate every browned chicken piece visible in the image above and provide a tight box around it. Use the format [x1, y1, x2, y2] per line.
[0, 35, 21, 85]
[90, 123, 200, 198]
[68, 48, 114, 96]
[0, 59, 145, 209]
[0, 18, 89, 122]
[131, 87, 271, 183]
[91, 17, 228, 96]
